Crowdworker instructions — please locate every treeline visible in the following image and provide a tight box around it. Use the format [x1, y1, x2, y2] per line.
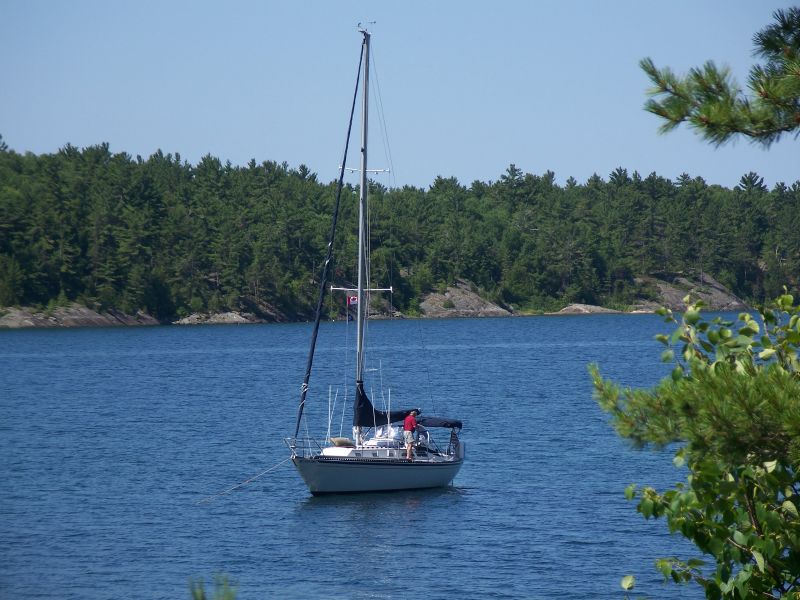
[0, 139, 798, 320]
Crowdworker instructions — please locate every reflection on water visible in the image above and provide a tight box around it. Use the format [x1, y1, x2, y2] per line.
[298, 486, 464, 511]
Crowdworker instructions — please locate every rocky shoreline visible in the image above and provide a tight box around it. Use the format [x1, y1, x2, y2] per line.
[0, 273, 748, 329]
[419, 279, 512, 319]
[0, 305, 160, 329]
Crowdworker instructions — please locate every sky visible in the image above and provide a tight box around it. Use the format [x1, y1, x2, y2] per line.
[1, 0, 797, 190]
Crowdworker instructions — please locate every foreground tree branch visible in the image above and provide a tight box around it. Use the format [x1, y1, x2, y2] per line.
[641, 8, 800, 147]
[592, 291, 800, 598]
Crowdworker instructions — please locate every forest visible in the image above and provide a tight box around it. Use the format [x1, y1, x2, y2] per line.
[0, 137, 798, 322]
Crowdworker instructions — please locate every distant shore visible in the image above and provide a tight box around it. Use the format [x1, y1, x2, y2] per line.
[0, 302, 638, 329]
[0, 272, 748, 330]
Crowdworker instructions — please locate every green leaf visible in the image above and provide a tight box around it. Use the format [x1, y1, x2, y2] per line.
[620, 575, 635, 590]
[656, 559, 672, 578]
[624, 484, 637, 500]
[758, 348, 776, 359]
[764, 460, 777, 473]
[738, 326, 758, 338]
[782, 499, 799, 517]
[752, 549, 765, 572]
[733, 530, 748, 546]
[661, 349, 675, 362]
[686, 558, 705, 568]
[709, 537, 724, 556]
[685, 309, 700, 325]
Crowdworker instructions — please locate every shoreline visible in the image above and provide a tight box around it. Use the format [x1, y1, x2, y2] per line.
[0, 271, 750, 331]
[0, 300, 745, 330]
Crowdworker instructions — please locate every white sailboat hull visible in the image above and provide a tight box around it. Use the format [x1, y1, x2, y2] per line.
[292, 456, 463, 494]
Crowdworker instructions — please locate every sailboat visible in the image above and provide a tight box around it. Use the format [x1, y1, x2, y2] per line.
[286, 27, 465, 495]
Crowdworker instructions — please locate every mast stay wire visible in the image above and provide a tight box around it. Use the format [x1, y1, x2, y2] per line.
[369, 45, 396, 189]
[418, 318, 437, 414]
[369, 47, 399, 321]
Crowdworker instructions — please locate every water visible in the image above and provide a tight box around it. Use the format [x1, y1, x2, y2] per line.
[0, 315, 706, 599]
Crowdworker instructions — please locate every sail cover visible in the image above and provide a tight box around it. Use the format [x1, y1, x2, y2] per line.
[417, 416, 463, 430]
[353, 381, 419, 428]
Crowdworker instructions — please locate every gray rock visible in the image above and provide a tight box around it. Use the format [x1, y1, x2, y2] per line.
[173, 311, 262, 325]
[634, 273, 749, 312]
[0, 304, 159, 329]
[420, 280, 511, 318]
[553, 304, 621, 315]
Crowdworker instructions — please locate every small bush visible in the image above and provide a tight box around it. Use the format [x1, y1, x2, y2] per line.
[190, 574, 237, 600]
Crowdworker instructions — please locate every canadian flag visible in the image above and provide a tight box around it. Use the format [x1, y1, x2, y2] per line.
[348, 295, 358, 305]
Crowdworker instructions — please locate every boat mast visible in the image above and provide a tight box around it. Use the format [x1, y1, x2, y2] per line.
[355, 27, 369, 384]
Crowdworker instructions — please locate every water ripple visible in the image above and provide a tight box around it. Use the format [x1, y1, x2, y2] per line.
[0, 315, 704, 599]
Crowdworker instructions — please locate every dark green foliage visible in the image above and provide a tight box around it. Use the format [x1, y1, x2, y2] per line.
[0, 141, 798, 320]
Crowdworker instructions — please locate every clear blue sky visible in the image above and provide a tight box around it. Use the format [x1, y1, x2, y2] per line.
[1, 0, 796, 189]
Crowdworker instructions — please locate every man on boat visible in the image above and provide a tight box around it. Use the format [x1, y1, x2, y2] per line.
[404, 410, 418, 461]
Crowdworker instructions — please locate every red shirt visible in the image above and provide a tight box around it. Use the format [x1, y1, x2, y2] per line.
[403, 414, 417, 432]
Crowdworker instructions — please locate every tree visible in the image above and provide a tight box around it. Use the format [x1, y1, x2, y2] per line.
[592, 294, 800, 598]
[1, 137, 797, 319]
[0, 254, 23, 305]
[641, 7, 800, 147]
[593, 15, 800, 594]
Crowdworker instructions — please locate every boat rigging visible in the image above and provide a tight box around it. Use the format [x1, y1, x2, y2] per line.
[286, 27, 464, 495]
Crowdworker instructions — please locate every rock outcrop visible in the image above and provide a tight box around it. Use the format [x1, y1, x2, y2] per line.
[173, 311, 262, 325]
[547, 274, 748, 316]
[632, 273, 749, 312]
[554, 304, 621, 315]
[419, 280, 511, 318]
[0, 304, 159, 329]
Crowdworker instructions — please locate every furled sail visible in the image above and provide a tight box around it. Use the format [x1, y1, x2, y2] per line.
[353, 381, 418, 428]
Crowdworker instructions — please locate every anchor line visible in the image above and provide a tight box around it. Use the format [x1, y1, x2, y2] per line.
[195, 457, 292, 504]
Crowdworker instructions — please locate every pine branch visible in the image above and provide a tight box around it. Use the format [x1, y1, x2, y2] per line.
[640, 8, 800, 148]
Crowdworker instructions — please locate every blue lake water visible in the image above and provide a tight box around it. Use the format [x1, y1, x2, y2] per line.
[0, 315, 708, 599]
